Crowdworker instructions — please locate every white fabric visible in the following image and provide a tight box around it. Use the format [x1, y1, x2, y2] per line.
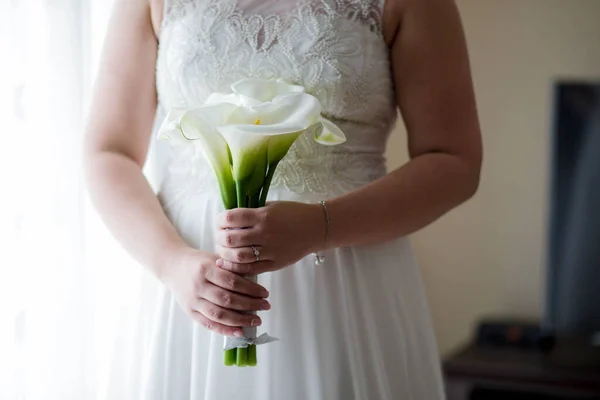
[109, 0, 446, 399]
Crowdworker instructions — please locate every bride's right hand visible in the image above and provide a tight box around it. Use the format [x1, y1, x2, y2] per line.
[161, 248, 271, 337]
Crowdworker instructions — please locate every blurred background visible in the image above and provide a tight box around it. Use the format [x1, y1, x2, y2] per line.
[388, 0, 600, 356]
[1, 0, 599, 399]
[387, 2, 600, 398]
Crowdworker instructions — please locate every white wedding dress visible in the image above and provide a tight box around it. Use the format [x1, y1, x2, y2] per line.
[108, 0, 445, 399]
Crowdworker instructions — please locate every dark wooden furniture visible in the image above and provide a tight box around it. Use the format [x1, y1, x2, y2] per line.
[443, 336, 600, 400]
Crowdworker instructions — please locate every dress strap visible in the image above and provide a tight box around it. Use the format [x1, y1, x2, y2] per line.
[160, 0, 170, 27]
[161, 0, 191, 25]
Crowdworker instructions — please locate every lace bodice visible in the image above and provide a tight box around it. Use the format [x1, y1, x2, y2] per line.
[155, 0, 397, 200]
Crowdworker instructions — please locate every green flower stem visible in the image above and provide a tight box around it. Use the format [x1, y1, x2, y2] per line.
[247, 344, 257, 366]
[249, 193, 260, 208]
[236, 180, 248, 208]
[224, 349, 237, 366]
[240, 162, 280, 366]
[223, 186, 239, 367]
[246, 146, 268, 202]
[259, 162, 279, 207]
[217, 177, 237, 211]
[236, 347, 248, 367]
[224, 180, 254, 367]
[225, 172, 273, 367]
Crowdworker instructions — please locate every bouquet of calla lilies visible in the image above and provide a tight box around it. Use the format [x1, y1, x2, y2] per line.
[157, 78, 346, 367]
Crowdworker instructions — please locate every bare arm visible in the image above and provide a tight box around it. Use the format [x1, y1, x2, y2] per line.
[83, 0, 185, 279]
[84, 0, 269, 334]
[324, 0, 482, 248]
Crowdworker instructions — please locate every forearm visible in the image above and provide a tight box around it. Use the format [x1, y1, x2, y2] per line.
[84, 150, 189, 279]
[325, 152, 479, 248]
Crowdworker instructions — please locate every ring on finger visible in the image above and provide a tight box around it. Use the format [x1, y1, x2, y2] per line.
[250, 245, 260, 262]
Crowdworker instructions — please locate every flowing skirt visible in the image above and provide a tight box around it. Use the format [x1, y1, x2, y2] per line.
[105, 181, 445, 400]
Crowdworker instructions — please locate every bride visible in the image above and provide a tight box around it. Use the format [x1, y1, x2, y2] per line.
[84, 0, 482, 398]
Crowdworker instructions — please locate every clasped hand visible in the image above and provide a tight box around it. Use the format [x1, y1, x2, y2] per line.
[215, 201, 324, 274]
[164, 201, 324, 336]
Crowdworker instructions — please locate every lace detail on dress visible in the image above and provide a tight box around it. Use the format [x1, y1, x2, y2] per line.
[269, 134, 387, 196]
[163, 0, 385, 34]
[159, 136, 387, 210]
[155, 0, 397, 199]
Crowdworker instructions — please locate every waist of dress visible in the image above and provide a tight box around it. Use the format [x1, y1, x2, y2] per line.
[270, 151, 387, 196]
[158, 149, 387, 208]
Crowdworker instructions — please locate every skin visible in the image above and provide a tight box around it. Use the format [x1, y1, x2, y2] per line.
[84, 0, 482, 338]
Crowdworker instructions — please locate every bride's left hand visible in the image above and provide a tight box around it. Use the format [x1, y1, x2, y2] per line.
[215, 201, 325, 274]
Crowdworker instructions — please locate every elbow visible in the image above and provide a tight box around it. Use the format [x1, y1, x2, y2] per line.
[82, 135, 99, 189]
[81, 141, 132, 209]
[82, 140, 96, 172]
[419, 144, 482, 204]
[81, 135, 121, 198]
[460, 146, 482, 203]
[81, 132, 110, 192]
[81, 129, 145, 188]
[463, 165, 481, 202]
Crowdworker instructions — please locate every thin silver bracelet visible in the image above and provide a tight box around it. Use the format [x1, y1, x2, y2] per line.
[313, 200, 329, 265]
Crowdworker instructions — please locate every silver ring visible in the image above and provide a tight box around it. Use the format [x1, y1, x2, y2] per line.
[250, 245, 260, 262]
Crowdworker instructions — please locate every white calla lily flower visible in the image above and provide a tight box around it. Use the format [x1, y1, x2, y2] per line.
[158, 103, 238, 209]
[315, 117, 347, 145]
[158, 78, 346, 209]
[204, 92, 243, 106]
[156, 109, 188, 145]
[231, 78, 305, 105]
[212, 84, 346, 168]
[217, 92, 322, 182]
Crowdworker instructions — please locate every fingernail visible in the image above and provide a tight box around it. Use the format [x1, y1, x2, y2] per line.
[251, 317, 261, 326]
[216, 259, 224, 267]
[234, 330, 243, 337]
[261, 289, 269, 297]
[260, 301, 271, 310]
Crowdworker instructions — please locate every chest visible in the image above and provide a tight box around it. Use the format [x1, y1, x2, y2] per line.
[156, 0, 395, 125]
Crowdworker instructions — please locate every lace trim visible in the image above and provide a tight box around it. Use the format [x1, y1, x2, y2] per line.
[163, 0, 385, 38]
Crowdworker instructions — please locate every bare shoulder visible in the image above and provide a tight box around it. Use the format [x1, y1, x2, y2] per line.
[149, 0, 164, 39]
[382, 0, 464, 47]
[381, 0, 405, 47]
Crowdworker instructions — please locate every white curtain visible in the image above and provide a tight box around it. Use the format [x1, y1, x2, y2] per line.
[0, 1, 143, 399]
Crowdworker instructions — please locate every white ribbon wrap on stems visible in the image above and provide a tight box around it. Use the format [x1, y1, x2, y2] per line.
[222, 274, 279, 351]
[223, 333, 279, 351]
